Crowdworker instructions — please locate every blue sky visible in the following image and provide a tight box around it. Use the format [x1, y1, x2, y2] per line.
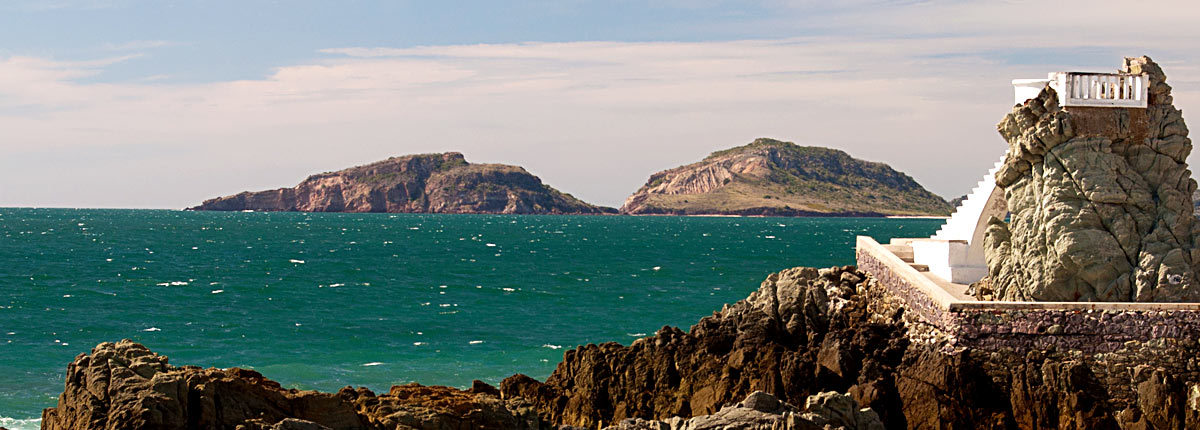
[2, 0, 1199, 208]
[2, 1, 805, 83]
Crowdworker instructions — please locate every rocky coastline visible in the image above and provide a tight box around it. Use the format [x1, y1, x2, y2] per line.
[41, 264, 1200, 429]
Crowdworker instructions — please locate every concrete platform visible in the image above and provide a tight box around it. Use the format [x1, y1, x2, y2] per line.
[856, 235, 1200, 352]
[860, 236, 1200, 312]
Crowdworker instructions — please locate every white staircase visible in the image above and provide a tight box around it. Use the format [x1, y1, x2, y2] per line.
[933, 159, 1005, 241]
[910, 156, 1008, 285]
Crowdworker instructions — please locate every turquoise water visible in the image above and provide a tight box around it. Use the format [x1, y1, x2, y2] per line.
[0, 209, 941, 426]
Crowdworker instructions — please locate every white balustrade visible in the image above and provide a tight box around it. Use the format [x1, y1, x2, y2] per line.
[1012, 72, 1148, 108]
[1051, 72, 1148, 108]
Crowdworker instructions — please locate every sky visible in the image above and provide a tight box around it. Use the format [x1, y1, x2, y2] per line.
[2, 0, 1200, 209]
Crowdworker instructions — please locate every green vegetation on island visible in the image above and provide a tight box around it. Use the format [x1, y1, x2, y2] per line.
[620, 138, 953, 217]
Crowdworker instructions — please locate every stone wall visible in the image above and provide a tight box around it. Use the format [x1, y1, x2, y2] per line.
[855, 241, 949, 328]
[858, 235, 1200, 414]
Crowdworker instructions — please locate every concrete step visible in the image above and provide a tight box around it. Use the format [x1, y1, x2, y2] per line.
[883, 244, 915, 262]
[910, 263, 930, 272]
[930, 153, 1006, 242]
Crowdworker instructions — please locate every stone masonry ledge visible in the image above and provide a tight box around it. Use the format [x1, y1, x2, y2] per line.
[856, 235, 1200, 352]
[857, 236, 1200, 312]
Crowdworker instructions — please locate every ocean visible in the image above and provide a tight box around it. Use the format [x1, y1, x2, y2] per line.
[0, 209, 941, 428]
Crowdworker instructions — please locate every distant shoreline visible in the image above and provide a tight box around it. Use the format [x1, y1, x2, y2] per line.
[1, 207, 952, 219]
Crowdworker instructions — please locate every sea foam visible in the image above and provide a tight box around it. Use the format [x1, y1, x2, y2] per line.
[0, 416, 41, 430]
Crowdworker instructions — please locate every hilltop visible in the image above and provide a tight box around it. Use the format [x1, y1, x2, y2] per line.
[620, 138, 952, 217]
[189, 152, 614, 214]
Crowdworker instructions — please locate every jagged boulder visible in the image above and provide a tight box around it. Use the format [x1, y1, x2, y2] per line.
[501, 266, 914, 429]
[984, 56, 1200, 302]
[40, 340, 547, 430]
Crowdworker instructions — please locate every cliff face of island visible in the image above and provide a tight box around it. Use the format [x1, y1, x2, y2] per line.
[190, 152, 615, 215]
[43, 265, 1199, 430]
[619, 139, 953, 217]
[983, 57, 1200, 302]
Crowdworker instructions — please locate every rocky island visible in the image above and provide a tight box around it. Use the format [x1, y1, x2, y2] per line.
[620, 139, 952, 217]
[189, 153, 615, 215]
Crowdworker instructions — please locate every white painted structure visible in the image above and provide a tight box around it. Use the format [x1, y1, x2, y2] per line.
[1012, 79, 1051, 105]
[910, 158, 1007, 284]
[1012, 72, 1149, 108]
[914, 70, 1151, 285]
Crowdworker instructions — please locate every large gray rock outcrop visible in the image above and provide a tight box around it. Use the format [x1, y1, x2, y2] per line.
[983, 56, 1200, 302]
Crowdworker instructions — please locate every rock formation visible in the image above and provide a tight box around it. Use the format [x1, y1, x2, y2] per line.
[189, 152, 614, 215]
[502, 265, 1200, 429]
[983, 56, 1200, 302]
[619, 138, 952, 217]
[603, 391, 884, 430]
[500, 266, 908, 429]
[40, 340, 547, 430]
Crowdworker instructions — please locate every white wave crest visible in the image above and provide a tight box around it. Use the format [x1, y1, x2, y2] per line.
[0, 416, 42, 430]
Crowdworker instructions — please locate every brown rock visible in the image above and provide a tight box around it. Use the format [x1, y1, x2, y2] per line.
[501, 266, 913, 429]
[503, 265, 1200, 429]
[40, 340, 548, 430]
[470, 380, 502, 396]
[189, 152, 615, 215]
[1133, 370, 1184, 429]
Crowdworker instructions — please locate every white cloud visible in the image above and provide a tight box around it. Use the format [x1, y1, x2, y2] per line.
[2, 0, 1199, 208]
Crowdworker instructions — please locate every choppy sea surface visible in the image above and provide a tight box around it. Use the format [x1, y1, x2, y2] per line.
[0, 209, 941, 427]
